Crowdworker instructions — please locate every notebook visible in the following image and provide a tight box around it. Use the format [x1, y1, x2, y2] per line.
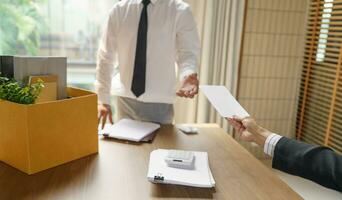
[0, 56, 14, 78]
[200, 85, 249, 118]
[147, 149, 215, 188]
[99, 118, 160, 142]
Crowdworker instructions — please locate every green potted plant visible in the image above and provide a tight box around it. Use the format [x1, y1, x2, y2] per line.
[0, 76, 44, 104]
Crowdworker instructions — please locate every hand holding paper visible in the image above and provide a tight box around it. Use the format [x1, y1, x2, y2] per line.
[200, 85, 249, 118]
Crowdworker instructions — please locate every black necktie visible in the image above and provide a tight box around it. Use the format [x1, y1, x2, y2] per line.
[131, 0, 151, 97]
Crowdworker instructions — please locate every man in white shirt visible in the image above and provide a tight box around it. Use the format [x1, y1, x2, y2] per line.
[96, 0, 200, 128]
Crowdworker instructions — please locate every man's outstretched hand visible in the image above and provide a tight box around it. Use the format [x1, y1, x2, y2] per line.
[176, 73, 199, 98]
[98, 104, 114, 129]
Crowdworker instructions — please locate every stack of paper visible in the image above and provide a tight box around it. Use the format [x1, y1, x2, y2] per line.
[98, 118, 160, 142]
[29, 75, 58, 103]
[147, 149, 215, 188]
[200, 85, 249, 118]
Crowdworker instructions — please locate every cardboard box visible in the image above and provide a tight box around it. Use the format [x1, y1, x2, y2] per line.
[0, 87, 98, 174]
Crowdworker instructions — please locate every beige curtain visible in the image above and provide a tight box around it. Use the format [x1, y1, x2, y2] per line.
[175, 0, 246, 131]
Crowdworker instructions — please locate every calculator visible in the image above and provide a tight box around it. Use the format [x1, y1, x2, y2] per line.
[164, 150, 195, 169]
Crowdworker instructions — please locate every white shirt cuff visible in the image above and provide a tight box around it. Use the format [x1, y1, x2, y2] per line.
[179, 67, 197, 81]
[263, 133, 283, 157]
[97, 93, 111, 105]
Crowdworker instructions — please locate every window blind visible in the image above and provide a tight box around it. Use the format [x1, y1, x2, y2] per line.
[297, 0, 342, 153]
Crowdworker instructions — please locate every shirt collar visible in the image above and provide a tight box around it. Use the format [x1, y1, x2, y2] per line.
[138, 0, 159, 5]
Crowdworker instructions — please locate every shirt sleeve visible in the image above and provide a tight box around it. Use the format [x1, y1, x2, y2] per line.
[95, 7, 119, 104]
[263, 133, 283, 157]
[272, 137, 342, 191]
[176, 5, 200, 80]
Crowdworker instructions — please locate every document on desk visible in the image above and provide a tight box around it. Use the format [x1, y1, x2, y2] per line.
[147, 149, 215, 188]
[98, 118, 160, 142]
[200, 85, 249, 118]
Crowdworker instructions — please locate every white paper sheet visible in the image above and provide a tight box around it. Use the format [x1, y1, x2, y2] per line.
[98, 118, 160, 142]
[200, 85, 249, 118]
[147, 149, 215, 188]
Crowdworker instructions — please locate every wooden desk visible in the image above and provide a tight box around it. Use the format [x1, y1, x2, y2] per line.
[0, 124, 302, 200]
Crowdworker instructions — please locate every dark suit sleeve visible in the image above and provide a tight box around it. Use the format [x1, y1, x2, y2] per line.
[272, 137, 342, 192]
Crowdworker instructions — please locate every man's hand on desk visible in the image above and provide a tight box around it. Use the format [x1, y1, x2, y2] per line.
[98, 104, 114, 129]
[176, 73, 199, 99]
[227, 117, 272, 147]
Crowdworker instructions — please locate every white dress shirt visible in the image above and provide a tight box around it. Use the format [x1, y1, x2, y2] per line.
[263, 133, 283, 157]
[95, 0, 200, 104]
